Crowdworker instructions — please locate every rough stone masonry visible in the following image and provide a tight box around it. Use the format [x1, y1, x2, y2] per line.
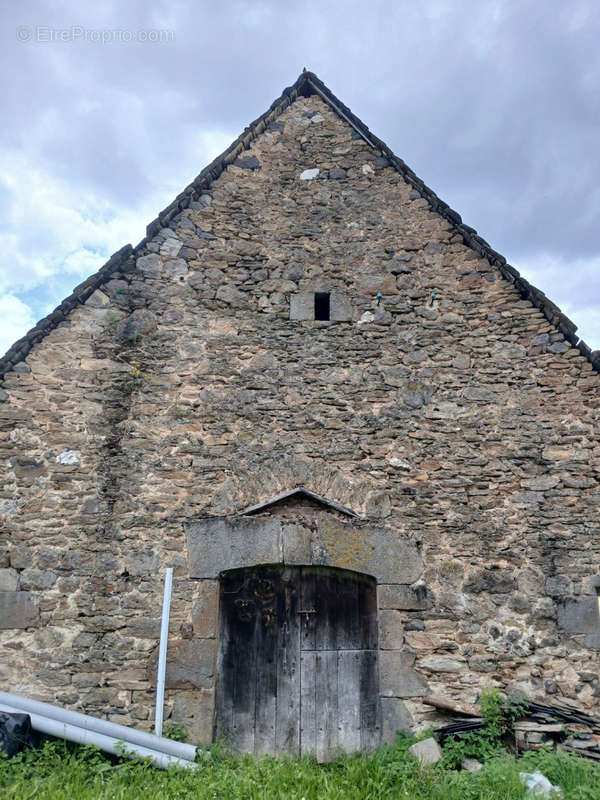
[0, 71, 599, 747]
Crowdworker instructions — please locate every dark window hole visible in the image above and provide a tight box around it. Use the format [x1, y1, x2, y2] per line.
[314, 292, 330, 321]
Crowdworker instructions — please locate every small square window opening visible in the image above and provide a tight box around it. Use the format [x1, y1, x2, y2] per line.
[314, 292, 330, 321]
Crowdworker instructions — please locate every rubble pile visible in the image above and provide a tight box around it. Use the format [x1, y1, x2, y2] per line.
[427, 695, 600, 762]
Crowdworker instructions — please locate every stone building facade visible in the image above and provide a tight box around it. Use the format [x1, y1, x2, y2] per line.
[0, 71, 599, 756]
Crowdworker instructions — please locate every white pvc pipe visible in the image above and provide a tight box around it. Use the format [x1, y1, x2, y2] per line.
[0, 702, 194, 770]
[155, 567, 173, 737]
[0, 691, 196, 762]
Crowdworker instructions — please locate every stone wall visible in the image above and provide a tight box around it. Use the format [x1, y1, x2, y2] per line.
[1, 92, 599, 742]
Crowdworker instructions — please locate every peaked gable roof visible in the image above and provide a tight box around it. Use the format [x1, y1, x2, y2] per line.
[240, 487, 360, 518]
[1, 70, 598, 378]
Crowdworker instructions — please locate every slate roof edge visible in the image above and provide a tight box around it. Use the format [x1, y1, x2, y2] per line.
[303, 72, 599, 372]
[0, 73, 310, 380]
[0, 244, 135, 377]
[1, 70, 598, 379]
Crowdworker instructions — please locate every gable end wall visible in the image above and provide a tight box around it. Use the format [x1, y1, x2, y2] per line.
[0, 93, 599, 739]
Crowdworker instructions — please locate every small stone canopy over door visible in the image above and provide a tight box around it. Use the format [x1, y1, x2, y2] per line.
[215, 565, 380, 760]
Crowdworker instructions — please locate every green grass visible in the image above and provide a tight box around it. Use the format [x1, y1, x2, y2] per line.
[1, 736, 599, 800]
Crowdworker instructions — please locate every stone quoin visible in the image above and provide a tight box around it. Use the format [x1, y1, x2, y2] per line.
[0, 70, 599, 759]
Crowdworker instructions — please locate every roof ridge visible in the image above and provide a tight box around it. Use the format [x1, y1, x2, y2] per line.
[1, 70, 598, 378]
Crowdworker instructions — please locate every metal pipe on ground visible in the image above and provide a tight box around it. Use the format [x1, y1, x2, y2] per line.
[0, 702, 194, 770]
[0, 691, 197, 763]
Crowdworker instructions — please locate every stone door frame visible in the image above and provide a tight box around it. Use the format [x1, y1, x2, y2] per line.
[184, 514, 427, 746]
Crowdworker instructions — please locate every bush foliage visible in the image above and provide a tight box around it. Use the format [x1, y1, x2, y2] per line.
[441, 687, 530, 769]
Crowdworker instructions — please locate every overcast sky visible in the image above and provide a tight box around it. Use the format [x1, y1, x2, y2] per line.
[1, 0, 599, 355]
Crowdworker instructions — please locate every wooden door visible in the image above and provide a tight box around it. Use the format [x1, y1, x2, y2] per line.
[214, 565, 380, 759]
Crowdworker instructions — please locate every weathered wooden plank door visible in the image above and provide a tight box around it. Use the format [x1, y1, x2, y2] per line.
[215, 565, 380, 759]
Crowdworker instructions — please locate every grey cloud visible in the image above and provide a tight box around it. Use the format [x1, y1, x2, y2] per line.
[0, 0, 598, 347]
